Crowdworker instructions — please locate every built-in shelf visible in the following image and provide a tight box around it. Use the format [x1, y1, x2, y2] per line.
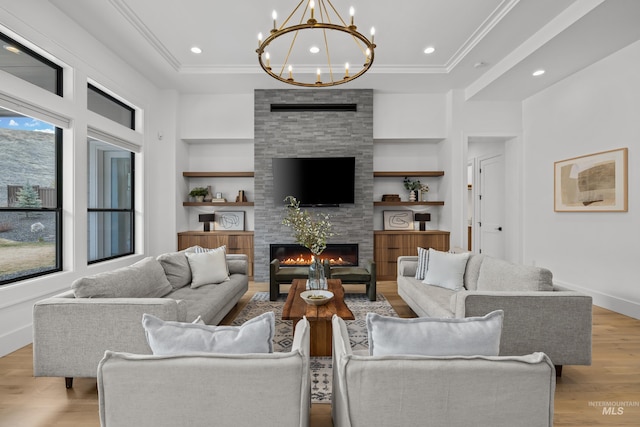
[183, 171, 255, 206]
[183, 172, 254, 178]
[373, 171, 444, 177]
[183, 202, 254, 207]
[374, 170, 445, 205]
[374, 201, 444, 206]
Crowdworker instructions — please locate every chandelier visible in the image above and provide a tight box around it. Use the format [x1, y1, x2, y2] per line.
[256, 0, 376, 87]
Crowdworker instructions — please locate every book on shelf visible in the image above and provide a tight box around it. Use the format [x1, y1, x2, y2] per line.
[210, 198, 227, 203]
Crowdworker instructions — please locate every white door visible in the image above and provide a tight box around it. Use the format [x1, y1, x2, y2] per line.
[478, 154, 505, 258]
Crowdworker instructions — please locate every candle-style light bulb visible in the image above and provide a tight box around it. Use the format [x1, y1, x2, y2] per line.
[265, 52, 271, 68]
[258, 32, 263, 48]
[310, 1, 315, 20]
[370, 27, 375, 44]
[272, 10, 277, 30]
[365, 48, 371, 63]
[349, 7, 355, 26]
[345, 62, 350, 78]
[288, 65, 293, 80]
[316, 68, 321, 83]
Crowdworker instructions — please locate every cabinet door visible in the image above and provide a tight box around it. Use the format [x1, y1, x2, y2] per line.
[374, 234, 404, 278]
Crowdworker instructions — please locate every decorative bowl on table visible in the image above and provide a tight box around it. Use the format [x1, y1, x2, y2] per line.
[300, 290, 334, 306]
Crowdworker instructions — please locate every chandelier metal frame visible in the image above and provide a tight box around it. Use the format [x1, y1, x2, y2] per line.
[256, 0, 376, 87]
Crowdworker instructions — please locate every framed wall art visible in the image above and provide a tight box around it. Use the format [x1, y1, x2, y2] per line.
[554, 148, 628, 212]
[383, 210, 414, 230]
[214, 211, 245, 231]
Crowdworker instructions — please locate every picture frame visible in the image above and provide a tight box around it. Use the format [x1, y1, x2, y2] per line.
[383, 210, 414, 230]
[554, 148, 628, 212]
[214, 211, 245, 231]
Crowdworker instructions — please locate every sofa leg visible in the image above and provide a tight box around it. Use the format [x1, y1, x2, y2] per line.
[65, 377, 73, 389]
[555, 365, 563, 377]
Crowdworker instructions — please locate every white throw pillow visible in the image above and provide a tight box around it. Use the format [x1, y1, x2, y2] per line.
[142, 312, 275, 355]
[186, 247, 229, 288]
[422, 248, 470, 291]
[414, 247, 429, 280]
[367, 310, 503, 357]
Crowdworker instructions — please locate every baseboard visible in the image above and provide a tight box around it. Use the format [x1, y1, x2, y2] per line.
[0, 323, 32, 357]
[555, 280, 640, 320]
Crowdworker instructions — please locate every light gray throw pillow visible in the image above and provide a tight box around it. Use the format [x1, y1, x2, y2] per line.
[156, 251, 192, 290]
[367, 310, 503, 357]
[422, 248, 470, 291]
[72, 257, 172, 299]
[142, 312, 275, 355]
[186, 246, 230, 288]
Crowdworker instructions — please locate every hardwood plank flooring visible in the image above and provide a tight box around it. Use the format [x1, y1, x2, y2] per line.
[1, 281, 639, 426]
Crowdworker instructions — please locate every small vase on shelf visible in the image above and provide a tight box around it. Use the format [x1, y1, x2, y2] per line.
[409, 191, 417, 202]
[204, 185, 213, 202]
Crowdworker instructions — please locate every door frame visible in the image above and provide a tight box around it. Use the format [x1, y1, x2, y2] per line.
[463, 133, 523, 263]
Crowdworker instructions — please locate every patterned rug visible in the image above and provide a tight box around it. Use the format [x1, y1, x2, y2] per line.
[231, 292, 398, 403]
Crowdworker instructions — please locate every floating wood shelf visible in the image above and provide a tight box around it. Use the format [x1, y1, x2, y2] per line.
[373, 171, 444, 177]
[183, 172, 254, 177]
[374, 201, 444, 206]
[183, 202, 254, 207]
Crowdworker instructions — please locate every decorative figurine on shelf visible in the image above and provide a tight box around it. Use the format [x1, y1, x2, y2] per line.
[235, 190, 247, 202]
[189, 187, 208, 203]
[403, 177, 421, 202]
[420, 183, 429, 201]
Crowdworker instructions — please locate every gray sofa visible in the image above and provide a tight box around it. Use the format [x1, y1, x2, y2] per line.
[97, 318, 310, 427]
[397, 254, 592, 372]
[331, 315, 556, 427]
[33, 249, 249, 388]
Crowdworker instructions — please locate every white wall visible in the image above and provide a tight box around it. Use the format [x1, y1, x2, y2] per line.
[0, 1, 173, 356]
[441, 91, 522, 251]
[522, 40, 640, 319]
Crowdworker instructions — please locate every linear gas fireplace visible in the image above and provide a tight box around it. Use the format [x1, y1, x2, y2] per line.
[270, 244, 358, 267]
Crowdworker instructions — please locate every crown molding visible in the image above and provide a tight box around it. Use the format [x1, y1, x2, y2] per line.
[109, 0, 180, 71]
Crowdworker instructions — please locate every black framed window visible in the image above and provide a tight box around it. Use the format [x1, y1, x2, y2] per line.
[87, 84, 135, 130]
[0, 32, 62, 96]
[87, 139, 134, 263]
[0, 107, 62, 285]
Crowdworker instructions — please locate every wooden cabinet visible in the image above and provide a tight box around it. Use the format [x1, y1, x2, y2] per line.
[374, 230, 450, 280]
[177, 231, 254, 276]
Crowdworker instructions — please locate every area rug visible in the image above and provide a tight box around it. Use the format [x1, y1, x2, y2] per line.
[231, 292, 398, 403]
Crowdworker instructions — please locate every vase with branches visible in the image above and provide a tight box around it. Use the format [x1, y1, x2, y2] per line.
[282, 196, 335, 290]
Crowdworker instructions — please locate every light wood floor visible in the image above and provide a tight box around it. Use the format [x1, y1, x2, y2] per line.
[1, 281, 639, 426]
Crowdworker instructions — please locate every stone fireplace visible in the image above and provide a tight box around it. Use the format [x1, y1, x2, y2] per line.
[270, 243, 358, 267]
[253, 89, 374, 282]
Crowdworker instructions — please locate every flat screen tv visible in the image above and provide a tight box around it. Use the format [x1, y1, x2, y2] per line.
[272, 157, 355, 207]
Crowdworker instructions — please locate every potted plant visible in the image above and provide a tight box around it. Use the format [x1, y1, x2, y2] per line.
[189, 187, 208, 202]
[403, 177, 421, 202]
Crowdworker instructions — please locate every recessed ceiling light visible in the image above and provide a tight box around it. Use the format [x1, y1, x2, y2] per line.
[532, 69, 545, 77]
[423, 46, 435, 54]
[190, 46, 202, 54]
[309, 46, 320, 54]
[3, 44, 20, 54]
